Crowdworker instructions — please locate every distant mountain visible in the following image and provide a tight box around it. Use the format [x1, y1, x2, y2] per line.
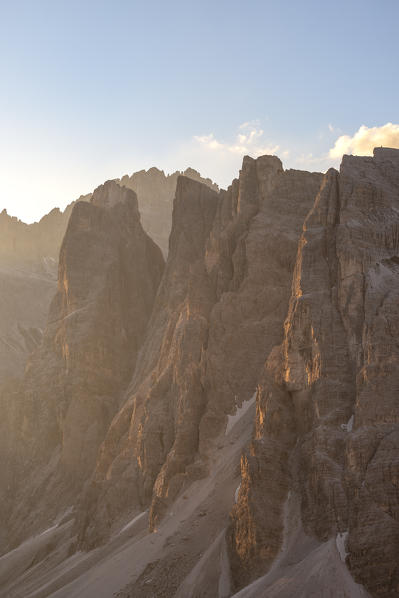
[118, 166, 218, 255]
[0, 204, 78, 383]
[0, 200, 83, 268]
[0, 166, 217, 263]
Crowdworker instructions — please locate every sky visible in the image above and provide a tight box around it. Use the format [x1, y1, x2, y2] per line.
[1, 0, 398, 223]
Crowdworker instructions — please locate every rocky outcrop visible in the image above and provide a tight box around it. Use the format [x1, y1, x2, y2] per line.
[0, 165, 216, 266]
[0, 181, 164, 550]
[77, 157, 322, 548]
[229, 148, 399, 597]
[119, 166, 218, 255]
[0, 167, 215, 384]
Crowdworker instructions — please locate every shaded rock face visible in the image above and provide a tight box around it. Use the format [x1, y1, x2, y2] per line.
[119, 166, 218, 256]
[0, 205, 79, 383]
[0, 182, 164, 549]
[229, 148, 399, 597]
[0, 167, 215, 383]
[0, 203, 78, 268]
[0, 265, 56, 384]
[78, 157, 322, 547]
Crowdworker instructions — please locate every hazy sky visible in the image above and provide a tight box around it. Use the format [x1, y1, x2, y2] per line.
[1, 0, 398, 222]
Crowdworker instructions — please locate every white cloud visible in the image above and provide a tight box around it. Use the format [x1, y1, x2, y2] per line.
[194, 123, 280, 158]
[329, 123, 399, 159]
[160, 121, 398, 193]
[193, 134, 224, 151]
[238, 120, 260, 130]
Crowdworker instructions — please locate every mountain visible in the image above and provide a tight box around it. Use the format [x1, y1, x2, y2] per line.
[228, 147, 399, 597]
[0, 181, 164, 553]
[76, 156, 322, 554]
[0, 203, 78, 384]
[0, 204, 79, 267]
[0, 150, 398, 598]
[118, 166, 218, 255]
[0, 168, 216, 386]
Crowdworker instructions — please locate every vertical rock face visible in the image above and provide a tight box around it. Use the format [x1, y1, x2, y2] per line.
[38, 181, 164, 476]
[199, 158, 322, 448]
[1, 181, 164, 549]
[78, 158, 322, 547]
[229, 148, 399, 597]
[119, 166, 218, 256]
[77, 177, 220, 545]
[0, 167, 215, 384]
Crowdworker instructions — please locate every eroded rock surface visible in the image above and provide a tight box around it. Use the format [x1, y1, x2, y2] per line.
[0, 166, 215, 382]
[229, 148, 399, 597]
[119, 166, 218, 256]
[78, 157, 322, 548]
[0, 181, 164, 551]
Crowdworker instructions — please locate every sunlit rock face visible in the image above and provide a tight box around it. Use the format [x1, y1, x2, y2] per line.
[0, 181, 164, 550]
[77, 157, 322, 548]
[229, 148, 399, 597]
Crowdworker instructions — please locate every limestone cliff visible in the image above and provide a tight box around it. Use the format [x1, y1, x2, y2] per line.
[0, 166, 215, 384]
[229, 148, 399, 597]
[119, 166, 218, 256]
[77, 157, 322, 550]
[0, 181, 164, 550]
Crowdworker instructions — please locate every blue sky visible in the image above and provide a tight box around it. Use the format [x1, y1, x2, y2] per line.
[1, 0, 398, 222]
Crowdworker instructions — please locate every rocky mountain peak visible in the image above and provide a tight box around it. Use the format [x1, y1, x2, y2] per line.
[117, 166, 218, 255]
[229, 147, 399, 597]
[242, 153, 283, 171]
[373, 146, 399, 163]
[90, 179, 139, 212]
[0, 180, 165, 549]
[73, 156, 322, 550]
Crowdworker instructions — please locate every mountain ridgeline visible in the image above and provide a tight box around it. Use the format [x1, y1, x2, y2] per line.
[0, 149, 398, 598]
